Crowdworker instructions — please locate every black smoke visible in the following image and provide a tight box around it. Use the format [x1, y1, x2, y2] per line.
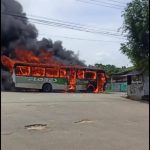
[1, 0, 86, 90]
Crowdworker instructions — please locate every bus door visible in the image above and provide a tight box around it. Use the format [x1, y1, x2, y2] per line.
[96, 73, 106, 92]
[85, 71, 97, 92]
[67, 69, 76, 91]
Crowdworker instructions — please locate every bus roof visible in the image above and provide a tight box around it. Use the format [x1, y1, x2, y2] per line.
[14, 62, 105, 73]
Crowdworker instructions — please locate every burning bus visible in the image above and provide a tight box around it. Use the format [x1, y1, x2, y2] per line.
[1, 49, 107, 93]
[12, 63, 107, 93]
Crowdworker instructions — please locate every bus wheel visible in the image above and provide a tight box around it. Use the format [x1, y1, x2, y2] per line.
[87, 86, 94, 93]
[42, 83, 52, 92]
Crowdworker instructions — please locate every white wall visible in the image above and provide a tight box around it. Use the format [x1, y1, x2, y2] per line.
[127, 73, 149, 100]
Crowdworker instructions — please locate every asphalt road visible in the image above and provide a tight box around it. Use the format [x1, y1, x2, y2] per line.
[1, 92, 149, 150]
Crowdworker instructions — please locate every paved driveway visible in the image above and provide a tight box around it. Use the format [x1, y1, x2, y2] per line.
[1, 92, 149, 150]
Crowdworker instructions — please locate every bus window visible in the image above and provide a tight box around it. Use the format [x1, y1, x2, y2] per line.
[46, 68, 59, 78]
[77, 70, 84, 79]
[85, 71, 96, 80]
[31, 67, 45, 77]
[60, 69, 66, 78]
[15, 66, 30, 76]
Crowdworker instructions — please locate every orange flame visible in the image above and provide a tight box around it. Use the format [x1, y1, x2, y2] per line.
[1, 55, 16, 73]
[1, 48, 61, 71]
[94, 73, 106, 93]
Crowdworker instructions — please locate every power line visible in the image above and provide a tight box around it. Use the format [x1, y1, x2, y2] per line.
[2, 10, 122, 33]
[3, 13, 126, 39]
[79, 0, 126, 7]
[27, 13, 121, 33]
[29, 20, 126, 39]
[1, 12, 126, 39]
[77, 0, 124, 9]
[76, 0, 125, 9]
[105, 0, 128, 5]
[39, 33, 125, 43]
[28, 16, 121, 34]
[88, 0, 128, 5]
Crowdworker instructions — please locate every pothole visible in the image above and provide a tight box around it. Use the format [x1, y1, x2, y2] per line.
[74, 119, 93, 124]
[24, 124, 47, 130]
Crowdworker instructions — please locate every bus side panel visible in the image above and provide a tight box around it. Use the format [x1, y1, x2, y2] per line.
[76, 79, 88, 91]
[15, 76, 44, 89]
[51, 78, 68, 90]
[15, 83, 42, 89]
[15, 76, 68, 90]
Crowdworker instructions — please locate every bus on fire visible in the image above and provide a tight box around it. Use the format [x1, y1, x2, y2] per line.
[12, 63, 107, 93]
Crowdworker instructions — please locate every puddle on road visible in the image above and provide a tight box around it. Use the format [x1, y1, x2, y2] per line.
[24, 124, 47, 130]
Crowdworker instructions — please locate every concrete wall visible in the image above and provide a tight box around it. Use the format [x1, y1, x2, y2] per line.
[127, 73, 149, 100]
[127, 83, 144, 100]
[143, 74, 149, 95]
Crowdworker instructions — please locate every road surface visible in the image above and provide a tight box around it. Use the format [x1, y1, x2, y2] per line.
[1, 92, 149, 150]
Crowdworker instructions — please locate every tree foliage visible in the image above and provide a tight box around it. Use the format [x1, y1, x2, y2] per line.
[94, 63, 133, 76]
[120, 0, 149, 72]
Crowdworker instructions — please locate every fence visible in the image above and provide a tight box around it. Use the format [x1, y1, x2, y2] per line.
[106, 82, 127, 92]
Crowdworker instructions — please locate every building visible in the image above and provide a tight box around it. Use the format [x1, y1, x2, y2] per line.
[106, 71, 129, 92]
[110, 73, 127, 92]
[106, 69, 149, 100]
[126, 70, 149, 100]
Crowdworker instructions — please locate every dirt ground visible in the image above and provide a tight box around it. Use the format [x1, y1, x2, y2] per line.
[1, 92, 149, 150]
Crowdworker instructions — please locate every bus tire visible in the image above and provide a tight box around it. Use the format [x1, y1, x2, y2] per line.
[87, 86, 94, 93]
[42, 83, 52, 92]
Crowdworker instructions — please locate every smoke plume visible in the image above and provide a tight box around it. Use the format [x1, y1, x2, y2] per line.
[1, 0, 85, 90]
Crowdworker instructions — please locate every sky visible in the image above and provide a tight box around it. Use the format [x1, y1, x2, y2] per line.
[18, 0, 132, 67]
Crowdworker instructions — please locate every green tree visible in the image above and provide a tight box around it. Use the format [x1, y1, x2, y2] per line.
[94, 63, 128, 76]
[120, 0, 149, 72]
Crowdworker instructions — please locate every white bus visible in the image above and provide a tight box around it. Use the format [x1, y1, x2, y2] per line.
[12, 63, 107, 93]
